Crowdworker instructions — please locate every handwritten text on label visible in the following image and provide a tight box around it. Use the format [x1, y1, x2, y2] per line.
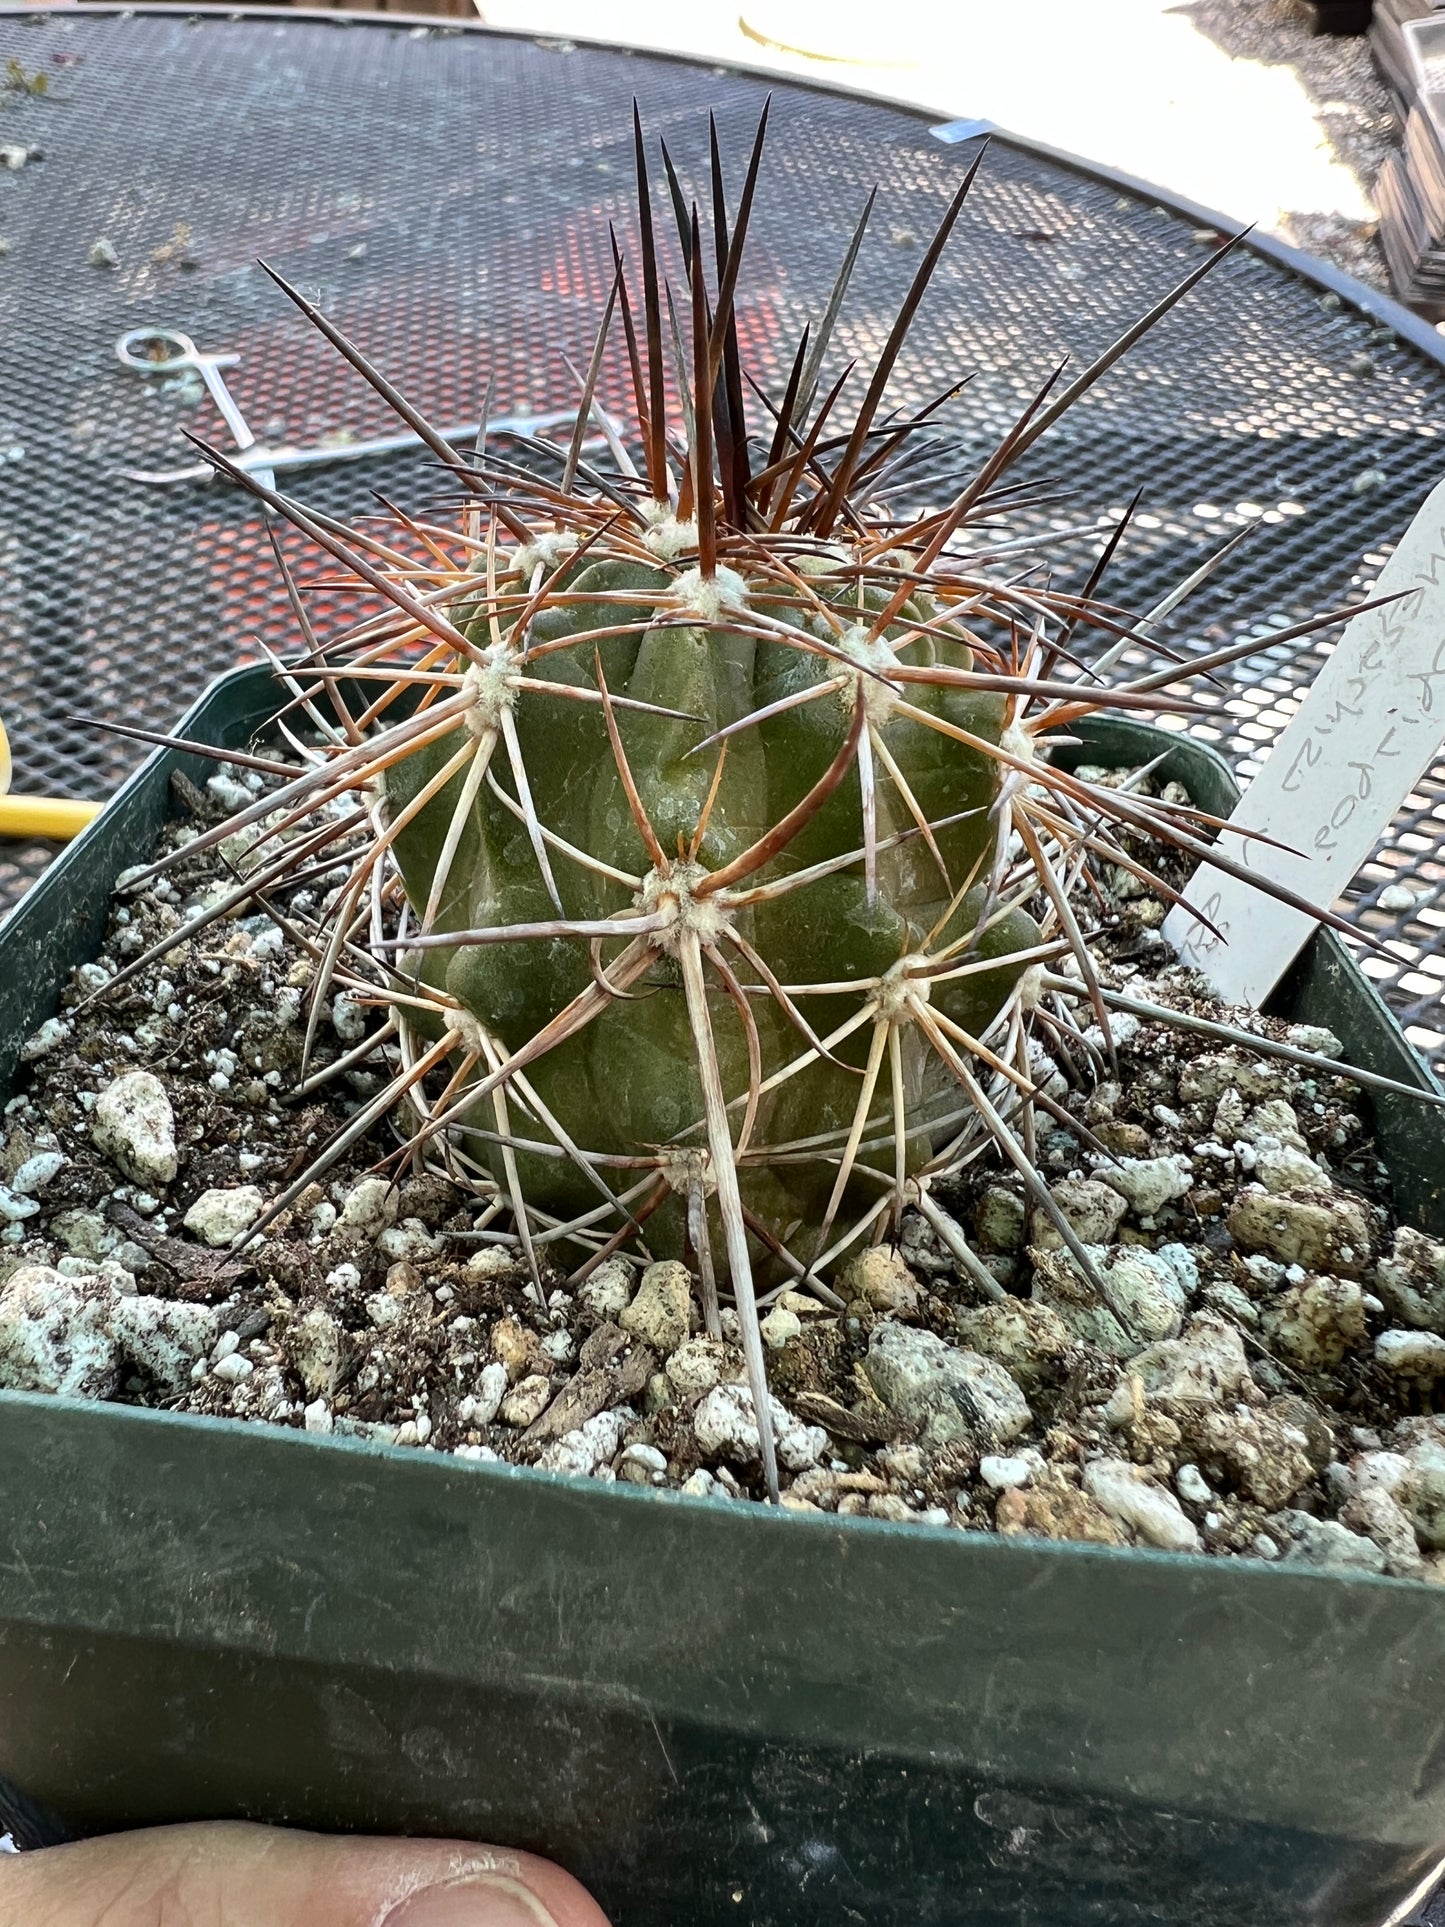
[1164, 477, 1445, 1007]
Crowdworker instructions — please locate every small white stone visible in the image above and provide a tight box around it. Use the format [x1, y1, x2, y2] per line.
[1200, 1283, 1256, 1330]
[212, 1353, 254, 1383]
[0, 1186, 39, 1224]
[619, 1442, 668, 1479]
[1031, 1178, 1127, 1250]
[289, 1306, 345, 1398]
[1083, 1458, 1200, 1552]
[206, 772, 252, 812]
[841, 1246, 921, 1314]
[865, 1325, 1032, 1447]
[459, 1361, 509, 1427]
[680, 1468, 721, 1499]
[1032, 1245, 1187, 1356]
[499, 1373, 552, 1427]
[303, 1398, 334, 1435]
[759, 1306, 801, 1349]
[1095, 1154, 1193, 1218]
[1378, 883, 1417, 914]
[110, 1297, 218, 1394]
[91, 1071, 178, 1188]
[454, 1443, 500, 1462]
[1175, 1463, 1213, 1506]
[536, 1408, 631, 1478]
[1273, 1509, 1386, 1573]
[979, 1453, 1036, 1491]
[693, 1383, 827, 1471]
[665, 1335, 744, 1400]
[335, 1176, 398, 1240]
[463, 1246, 517, 1285]
[365, 1292, 401, 1330]
[183, 1185, 264, 1248]
[1285, 1023, 1343, 1058]
[212, 1329, 240, 1362]
[1253, 1139, 1330, 1195]
[1375, 1330, 1445, 1379]
[1081, 1012, 1141, 1053]
[19, 1017, 71, 1061]
[1128, 1314, 1252, 1406]
[1155, 1242, 1201, 1297]
[330, 991, 369, 1043]
[0, 1265, 119, 1396]
[1261, 1276, 1368, 1371]
[577, 1256, 635, 1320]
[9, 1151, 66, 1196]
[376, 1218, 444, 1264]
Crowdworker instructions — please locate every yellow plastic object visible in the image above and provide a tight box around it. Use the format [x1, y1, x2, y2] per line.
[0, 795, 104, 840]
[0, 716, 103, 842]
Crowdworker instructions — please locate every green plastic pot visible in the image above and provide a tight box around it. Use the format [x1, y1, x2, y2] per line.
[0, 666, 1442, 1927]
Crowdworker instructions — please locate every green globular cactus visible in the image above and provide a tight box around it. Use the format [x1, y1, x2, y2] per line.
[385, 546, 1040, 1268]
[140, 108, 1392, 1496]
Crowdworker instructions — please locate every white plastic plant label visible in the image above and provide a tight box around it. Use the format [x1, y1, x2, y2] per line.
[1164, 477, 1445, 1007]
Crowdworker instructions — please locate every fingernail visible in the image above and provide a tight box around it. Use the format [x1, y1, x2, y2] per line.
[383, 1873, 561, 1927]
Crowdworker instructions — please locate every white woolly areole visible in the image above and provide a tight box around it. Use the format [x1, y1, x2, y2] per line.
[876, 956, 931, 1024]
[836, 622, 903, 728]
[638, 860, 733, 953]
[670, 564, 750, 622]
[999, 719, 1039, 766]
[511, 530, 578, 578]
[642, 514, 699, 561]
[454, 1009, 492, 1058]
[462, 644, 519, 738]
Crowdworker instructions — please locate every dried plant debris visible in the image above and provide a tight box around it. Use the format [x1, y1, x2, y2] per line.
[3, 756, 1443, 1580]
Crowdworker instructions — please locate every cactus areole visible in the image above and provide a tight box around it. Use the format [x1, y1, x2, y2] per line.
[157, 108, 1383, 1497]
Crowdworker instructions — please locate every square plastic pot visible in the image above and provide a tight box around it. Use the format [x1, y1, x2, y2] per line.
[0, 667, 1442, 1927]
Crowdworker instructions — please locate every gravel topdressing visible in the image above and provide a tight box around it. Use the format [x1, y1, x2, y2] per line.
[2, 755, 1444, 1579]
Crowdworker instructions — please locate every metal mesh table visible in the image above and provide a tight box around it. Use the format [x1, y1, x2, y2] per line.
[3, 4, 1445, 1066]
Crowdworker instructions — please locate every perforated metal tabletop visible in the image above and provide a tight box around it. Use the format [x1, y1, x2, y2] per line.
[2, 4, 1445, 1065]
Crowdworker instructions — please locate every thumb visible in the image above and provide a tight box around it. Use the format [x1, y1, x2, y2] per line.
[0, 1819, 612, 1926]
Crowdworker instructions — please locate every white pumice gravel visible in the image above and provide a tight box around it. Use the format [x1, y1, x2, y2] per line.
[1095, 1155, 1193, 1218]
[1084, 1460, 1201, 1554]
[183, 1186, 264, 1248]
[9, 1152, 66, 1196]
[1, 751, 1440, 1574]
[577, 1258, 635, 1321]
[90, 1071, 178, 1189]
[693, 1383, 827, 1472]
[1375, 1330, 1445, 1380]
